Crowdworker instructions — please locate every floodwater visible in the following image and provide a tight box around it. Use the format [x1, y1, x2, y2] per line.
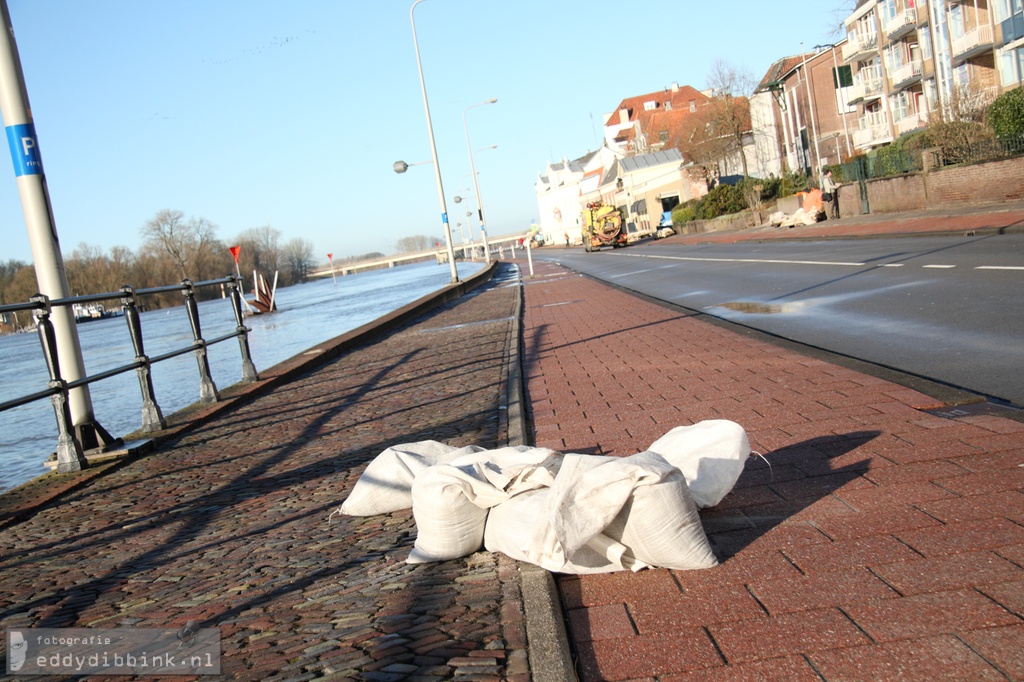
[0, 260, 485, 492]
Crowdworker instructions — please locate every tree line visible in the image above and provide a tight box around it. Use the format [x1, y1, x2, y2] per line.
[0, 209, 318, 322]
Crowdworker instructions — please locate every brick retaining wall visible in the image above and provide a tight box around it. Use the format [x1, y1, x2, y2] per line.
[842, 155, 1024, 216]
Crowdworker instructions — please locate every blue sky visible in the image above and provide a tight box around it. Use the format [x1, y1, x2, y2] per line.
[2, 0, 847, 266]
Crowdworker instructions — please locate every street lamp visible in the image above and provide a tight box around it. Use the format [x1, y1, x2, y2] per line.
[410, 0, 458, 283]
[464, 98, 497, 263]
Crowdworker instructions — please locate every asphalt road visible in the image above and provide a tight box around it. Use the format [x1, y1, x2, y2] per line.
[533, 233, 1024, 408]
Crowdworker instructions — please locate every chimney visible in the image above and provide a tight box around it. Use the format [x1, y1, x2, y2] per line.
[619, 108, 629, 125]
[670, 82, 679, 92]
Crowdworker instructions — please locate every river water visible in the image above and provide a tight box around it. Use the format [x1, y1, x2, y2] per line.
[0, 260, 485, 492]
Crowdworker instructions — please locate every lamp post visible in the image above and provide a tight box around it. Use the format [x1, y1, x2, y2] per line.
[463, 98, 497, 263]
[410, 0, 458, 283]
[800, 43, 822, 176]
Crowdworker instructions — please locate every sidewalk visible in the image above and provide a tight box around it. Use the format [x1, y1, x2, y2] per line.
[0, 264, 540, 681]
[518, 208, 1024, 679]
[659, 200, 1024, 246]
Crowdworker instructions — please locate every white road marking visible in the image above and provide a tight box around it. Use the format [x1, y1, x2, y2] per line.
[922, 264, 956, 269]
[976, 266, 1024, 271]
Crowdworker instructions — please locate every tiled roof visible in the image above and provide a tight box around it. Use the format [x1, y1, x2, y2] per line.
[620, 148, 683, 173]
[607, 84, 710, 156]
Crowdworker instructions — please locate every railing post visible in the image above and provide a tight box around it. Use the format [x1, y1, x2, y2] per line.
[121, 285, 166, 432]
[228, 276, 259, 383]
[31, 294, 87, 473]
[181, 279, 219, 404]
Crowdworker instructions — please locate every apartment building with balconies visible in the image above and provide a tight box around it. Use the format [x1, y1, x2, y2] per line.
[843, 0, 1021, 153]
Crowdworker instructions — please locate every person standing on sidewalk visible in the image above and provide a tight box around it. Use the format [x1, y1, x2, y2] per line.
[821, 168, 840, 220]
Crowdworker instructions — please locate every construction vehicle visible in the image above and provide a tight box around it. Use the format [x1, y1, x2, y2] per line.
[581, 201, 628, 252]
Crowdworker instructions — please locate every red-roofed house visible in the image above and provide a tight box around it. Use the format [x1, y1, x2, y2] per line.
[603, 83, 711, 159]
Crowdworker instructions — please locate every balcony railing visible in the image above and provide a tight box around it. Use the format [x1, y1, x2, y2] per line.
[853, 111, 893, 148]
[884, 8, 918, 38]
[952, 23, 994, 60]
[895, 110, 928, 135]
[890, 60, 924, 89]
[842, 31, 880, 61]
[849, 65, 885, 103]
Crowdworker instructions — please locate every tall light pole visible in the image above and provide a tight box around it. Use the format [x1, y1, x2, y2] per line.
[800, 43, 822, 176]
[464, 98, 496, 263]
[410, 0, 458, 283]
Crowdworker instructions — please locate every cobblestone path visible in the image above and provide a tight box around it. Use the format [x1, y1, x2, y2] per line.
[0, 264, 531, 681]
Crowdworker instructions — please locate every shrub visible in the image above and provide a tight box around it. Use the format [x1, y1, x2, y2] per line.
[697, 184, 747, 220]
[987, 86, 1024, 139]
[671, 200, 699, 226]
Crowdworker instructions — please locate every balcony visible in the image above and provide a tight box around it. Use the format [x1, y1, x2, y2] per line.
[884, 8, 919, 39]
[952, 23, 994, 61]
[895, 111, 928, 135]
[890, 60, 924, 90]
[849, 67, 886, 103]
[853, 111, 893, 149]
[842, 31, 880, 62]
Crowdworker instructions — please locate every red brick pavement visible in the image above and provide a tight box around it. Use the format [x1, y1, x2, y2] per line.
[519, 259, 1024, 681]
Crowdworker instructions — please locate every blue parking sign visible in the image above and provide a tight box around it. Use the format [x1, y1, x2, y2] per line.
[6, 123, 43, 176]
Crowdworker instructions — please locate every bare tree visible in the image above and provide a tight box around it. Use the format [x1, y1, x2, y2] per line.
[395, 235, 439, 254]
[140, 209, 218, 281]
[234, 225, 282, 276]
[688, 59, 757, 178]
[280, 237, 316, 284]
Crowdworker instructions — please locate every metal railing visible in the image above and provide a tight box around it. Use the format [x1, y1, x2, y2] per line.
[0, 275, 259, 470]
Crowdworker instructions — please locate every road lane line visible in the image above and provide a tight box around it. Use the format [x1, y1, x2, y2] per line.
[976, 266, 1024, 271]
[622, 254, 866, 267]
[922, 264, 956, 269]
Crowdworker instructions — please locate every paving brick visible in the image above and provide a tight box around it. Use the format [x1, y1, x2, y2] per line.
[629, 582, 766, 633]
[958, 624, 1024, 681]
[709, 608, 870, 664]
[976, 578, 1024, 617]
[843, 589, 1020, 642]
[748, 566, 900, 614]
[895, 517, 1024, 557]
[871, 550, 1023, 595]
[576, 628, 723, 682]
[783, 534, 925, 574]
[567, 603, 635, 642]
[914, 489, 1024, 524]
[809, 633, 1006, 681]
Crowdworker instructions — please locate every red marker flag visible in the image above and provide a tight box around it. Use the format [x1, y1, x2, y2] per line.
[228, 245, 241, 263]
[327, 253, 333, 261]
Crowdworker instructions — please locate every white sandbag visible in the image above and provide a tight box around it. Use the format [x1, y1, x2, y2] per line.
[484, 488, 650, 574]
[646, 420, 750, 508]
[407, 446, 562, 564]
[339, 440, 485, 516]
[603, 460, 718, 571]
[550, 451, 717, 570]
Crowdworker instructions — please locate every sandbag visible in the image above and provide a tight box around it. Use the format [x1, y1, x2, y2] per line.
[646, 420, 750, 508]
[406, 446, 562, 564]
[339, 440, 485, 516]
[484, 488, 649, 574]
[549, 451, 717, 571]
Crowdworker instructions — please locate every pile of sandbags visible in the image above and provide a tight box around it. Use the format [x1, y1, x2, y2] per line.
[336, 420, 751, 574]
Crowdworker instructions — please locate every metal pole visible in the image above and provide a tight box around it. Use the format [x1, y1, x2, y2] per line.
[411, 0, 459, 284]
[0, 0, 108, 450]
[800, 44, 823, 174]
[464, 99, 496, 263]
[830, 45, 853, 159]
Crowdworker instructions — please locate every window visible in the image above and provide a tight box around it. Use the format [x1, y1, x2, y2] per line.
[689, 99, 696, 112]
[920, 24, 933, 58]
[954, 62, 970, 86]
[659, 130, 669, 143]
[833, 65, 856, 113]
[893, 91, 910, 119]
